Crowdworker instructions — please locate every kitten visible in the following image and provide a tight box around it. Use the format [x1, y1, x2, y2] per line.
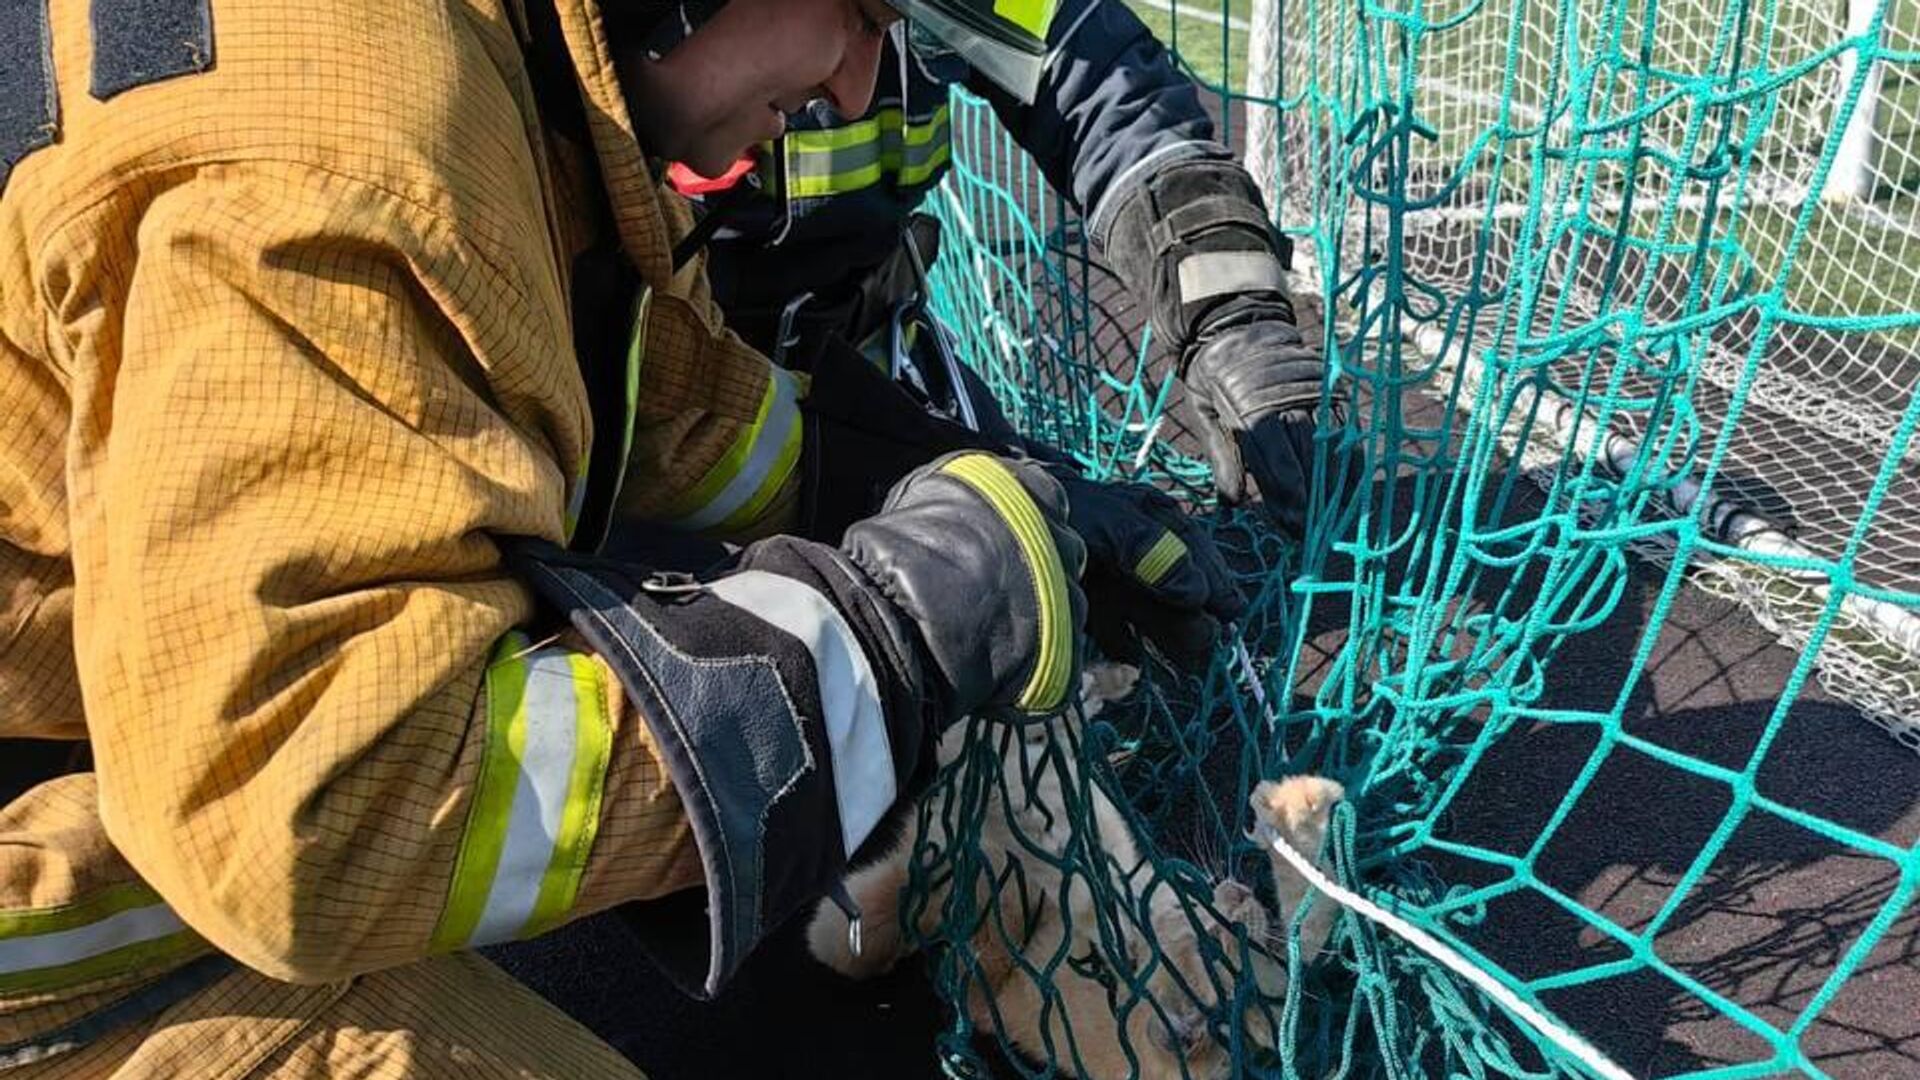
[808, 664, 1347, 1079]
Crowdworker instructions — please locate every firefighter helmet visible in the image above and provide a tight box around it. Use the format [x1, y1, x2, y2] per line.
[633, 1, 1060, 104]
[887, 0, 1059, 103]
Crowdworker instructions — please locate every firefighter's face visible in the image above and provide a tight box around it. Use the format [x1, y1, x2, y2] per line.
[619, 0, 900, 177]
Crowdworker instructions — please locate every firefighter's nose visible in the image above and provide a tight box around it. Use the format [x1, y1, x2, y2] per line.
[823, 22, 884, 119]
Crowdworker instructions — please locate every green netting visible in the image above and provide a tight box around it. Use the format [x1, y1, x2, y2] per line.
[887, 1, 1920, 1077]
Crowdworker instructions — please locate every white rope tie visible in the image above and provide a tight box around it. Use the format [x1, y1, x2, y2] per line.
[1262, 827, 1636, 1080]
[1130, 415, 1166, 472]
[1231, 631, 1633, 1079]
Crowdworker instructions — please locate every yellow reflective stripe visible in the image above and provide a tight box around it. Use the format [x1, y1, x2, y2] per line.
[1133, 530, 1189, 587]
[787, 142, 952, 199]
[785, 137, 950, 186]
[898, 140, 954, 188]
[938, 454, 1073, 714]
[785, 105, 950, 154]
[995, 0, 1058, 38]
[565, 286, 651, 543]
[434, 633, 528, 951]
[434, 633, 614, 949]
[656, 368, 802, 533]
[0, 882, 159, 939]
[785, 123, 950, 174]
[788, 112, 886, 153]
[0, 928, 202, 996]
[784, 105, 952, 199]
[0, 883, 203, 994]
[790, 160, 883, 200]
[526, 653, 614, 937]
[713, 403, 804, 535]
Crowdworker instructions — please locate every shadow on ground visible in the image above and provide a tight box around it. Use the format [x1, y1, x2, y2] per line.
[486, 908, 951, 1079]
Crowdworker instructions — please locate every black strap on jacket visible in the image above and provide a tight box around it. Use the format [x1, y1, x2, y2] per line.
[520, 0, 647, 554]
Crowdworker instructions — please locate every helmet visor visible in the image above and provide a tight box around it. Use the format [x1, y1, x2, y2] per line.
[889, 0, 1059, 104]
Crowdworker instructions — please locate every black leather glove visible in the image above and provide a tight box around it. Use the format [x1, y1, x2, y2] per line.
[795, 333, 1003, 546]
[1050, 472, 1245, 671]
[1093, 150, 1353, 540]
[1184, 320, 1348, 540]
[845, 449, 1088, 723]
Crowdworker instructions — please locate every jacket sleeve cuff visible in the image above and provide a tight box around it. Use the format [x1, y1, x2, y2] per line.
[503, 538, 927, 998]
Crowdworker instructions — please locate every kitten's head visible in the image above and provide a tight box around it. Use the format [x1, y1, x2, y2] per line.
[1251, 775, 1346, 843]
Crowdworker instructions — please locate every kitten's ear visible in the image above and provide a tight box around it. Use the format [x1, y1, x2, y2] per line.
[1213, 878, 1257, 909]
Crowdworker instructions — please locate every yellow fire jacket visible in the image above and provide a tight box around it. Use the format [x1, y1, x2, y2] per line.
[0, 0, 802, 1047]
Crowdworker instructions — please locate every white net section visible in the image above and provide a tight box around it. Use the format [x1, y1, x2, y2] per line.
[1230, 0, 1920, 750]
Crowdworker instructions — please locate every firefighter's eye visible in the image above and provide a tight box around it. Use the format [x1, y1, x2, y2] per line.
[853, 1, 890, 37]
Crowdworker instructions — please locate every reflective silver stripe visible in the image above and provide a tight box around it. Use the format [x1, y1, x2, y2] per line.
[436, 639, 612, 951]
[705, 571, 895, 855]
[1176, 250, 1288, 304]
[676, 368, 801, 532]
[0, 902, 185, 975]
[471, 649, 580, 945]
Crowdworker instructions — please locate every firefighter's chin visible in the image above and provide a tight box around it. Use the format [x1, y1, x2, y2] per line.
[667, 108, 784, 182]
[620, 53, 781, 178]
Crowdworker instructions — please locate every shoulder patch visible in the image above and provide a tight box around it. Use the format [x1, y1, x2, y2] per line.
[90, 0, 213, 101]
[0, 0, 59, 193]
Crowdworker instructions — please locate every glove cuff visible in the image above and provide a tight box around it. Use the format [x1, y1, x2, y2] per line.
[1094, 150, 1299, 370]
[843, 451, 1085, 723]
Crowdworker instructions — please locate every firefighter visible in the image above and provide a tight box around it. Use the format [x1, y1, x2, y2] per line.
[601, 0, 1267, 673]
[647, 0, 1344, 552]
[0, 0, 1091, 1075]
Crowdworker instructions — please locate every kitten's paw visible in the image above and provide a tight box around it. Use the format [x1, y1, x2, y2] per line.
[1250, 775, 1346, 848]
[804, 898, 865, 977]
[1209, 877, 1271, 944]
[1209, 878, 1289, 1007]
[1211, 878, 1259, 921]
[805, 886, 907, 980]
[1079, 662, 1140, 718]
